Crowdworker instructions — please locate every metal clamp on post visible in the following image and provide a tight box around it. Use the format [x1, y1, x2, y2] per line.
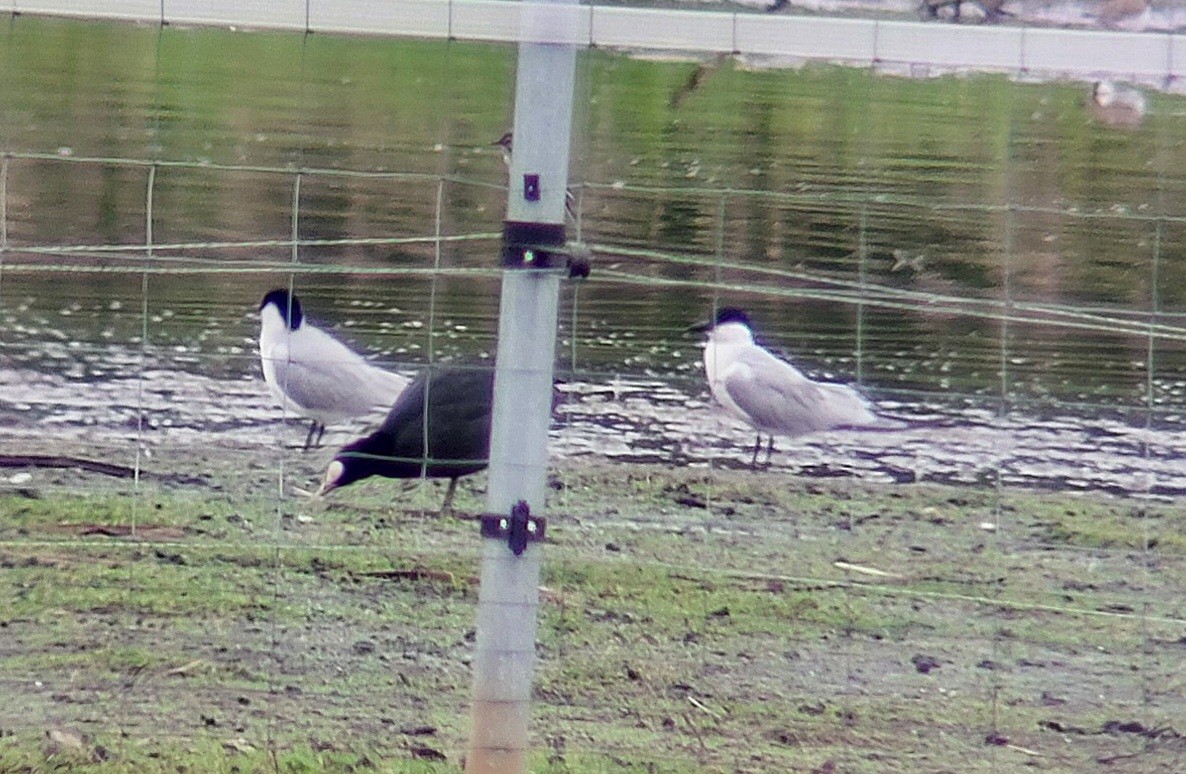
[501, 224, 592, 280]
[501, 221, 566, 269]
[480, 500, 547, 556]
[565, 242, 592, 279]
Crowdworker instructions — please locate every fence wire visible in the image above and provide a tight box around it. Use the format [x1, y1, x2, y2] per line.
[3, 13, 1186, 774]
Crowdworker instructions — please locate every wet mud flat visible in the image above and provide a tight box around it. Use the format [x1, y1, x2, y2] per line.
[2, 423, 1186, 771]
[4, 364, 1186, 498]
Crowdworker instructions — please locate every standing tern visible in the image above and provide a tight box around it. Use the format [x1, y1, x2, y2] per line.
[691, 307, 884, 467]
[315, 366, 494, 512]
[258, 288, 409, 450]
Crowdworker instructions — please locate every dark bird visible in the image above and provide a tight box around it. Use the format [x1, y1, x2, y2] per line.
[315, 366, 494, 512]
[492, 131, 515, 168]
[691, 307, 889, 468]
[258, 288, 409, 450]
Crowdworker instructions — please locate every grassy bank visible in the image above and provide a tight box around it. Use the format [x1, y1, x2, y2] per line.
[2, 455, 1185, 772]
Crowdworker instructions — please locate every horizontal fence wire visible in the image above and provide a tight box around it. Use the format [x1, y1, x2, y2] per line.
[2, 536, 1184, 639]
[4, 152, 1185, 340]
[3, 18, 1186, 774]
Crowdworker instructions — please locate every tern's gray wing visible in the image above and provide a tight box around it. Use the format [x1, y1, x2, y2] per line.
[721, 348, 875, 436]
[266, 335, 407, 420]
[268, 355, 375, 417]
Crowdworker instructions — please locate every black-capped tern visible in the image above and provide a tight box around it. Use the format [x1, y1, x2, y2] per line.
[258, 288, 409, 450]
[691, 307, 883, 467]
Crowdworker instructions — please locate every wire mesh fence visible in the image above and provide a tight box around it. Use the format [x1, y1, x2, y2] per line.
[4, 9, 1186, 773]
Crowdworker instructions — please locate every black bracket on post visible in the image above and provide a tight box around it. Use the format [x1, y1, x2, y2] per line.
[501, 221, 592, 279]
[480, 500, 547, 556]
[501, 220, 565, 269]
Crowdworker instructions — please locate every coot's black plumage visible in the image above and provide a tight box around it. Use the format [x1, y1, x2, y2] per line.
[316, 366, 494, 510]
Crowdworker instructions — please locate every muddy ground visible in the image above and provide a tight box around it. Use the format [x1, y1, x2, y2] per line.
[2, 432, 1186, 773]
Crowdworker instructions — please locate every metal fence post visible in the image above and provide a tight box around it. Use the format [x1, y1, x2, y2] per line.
[465, 0, 578, 772]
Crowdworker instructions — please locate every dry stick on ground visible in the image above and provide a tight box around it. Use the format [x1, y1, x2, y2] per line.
[0, 454, 206, 485]
[352, 568, 462, 585]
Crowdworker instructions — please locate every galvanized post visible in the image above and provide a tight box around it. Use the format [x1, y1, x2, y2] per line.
[465, 1, 579, 772]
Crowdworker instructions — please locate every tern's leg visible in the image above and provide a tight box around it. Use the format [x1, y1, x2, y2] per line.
[750, 435, 762, 469]
[440, 477, 460, 514]
[764, 436, 775, 467]
[302, 421, 327, 450]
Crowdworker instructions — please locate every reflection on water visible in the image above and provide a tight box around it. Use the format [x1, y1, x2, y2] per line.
[2, 16, 1186, 496]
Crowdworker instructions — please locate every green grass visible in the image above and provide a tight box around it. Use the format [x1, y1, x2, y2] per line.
[2, 459, 1185, 772]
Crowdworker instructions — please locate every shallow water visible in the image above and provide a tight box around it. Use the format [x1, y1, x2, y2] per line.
[4, 360, 1185, 497]
[2, 15, 1186, 497]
